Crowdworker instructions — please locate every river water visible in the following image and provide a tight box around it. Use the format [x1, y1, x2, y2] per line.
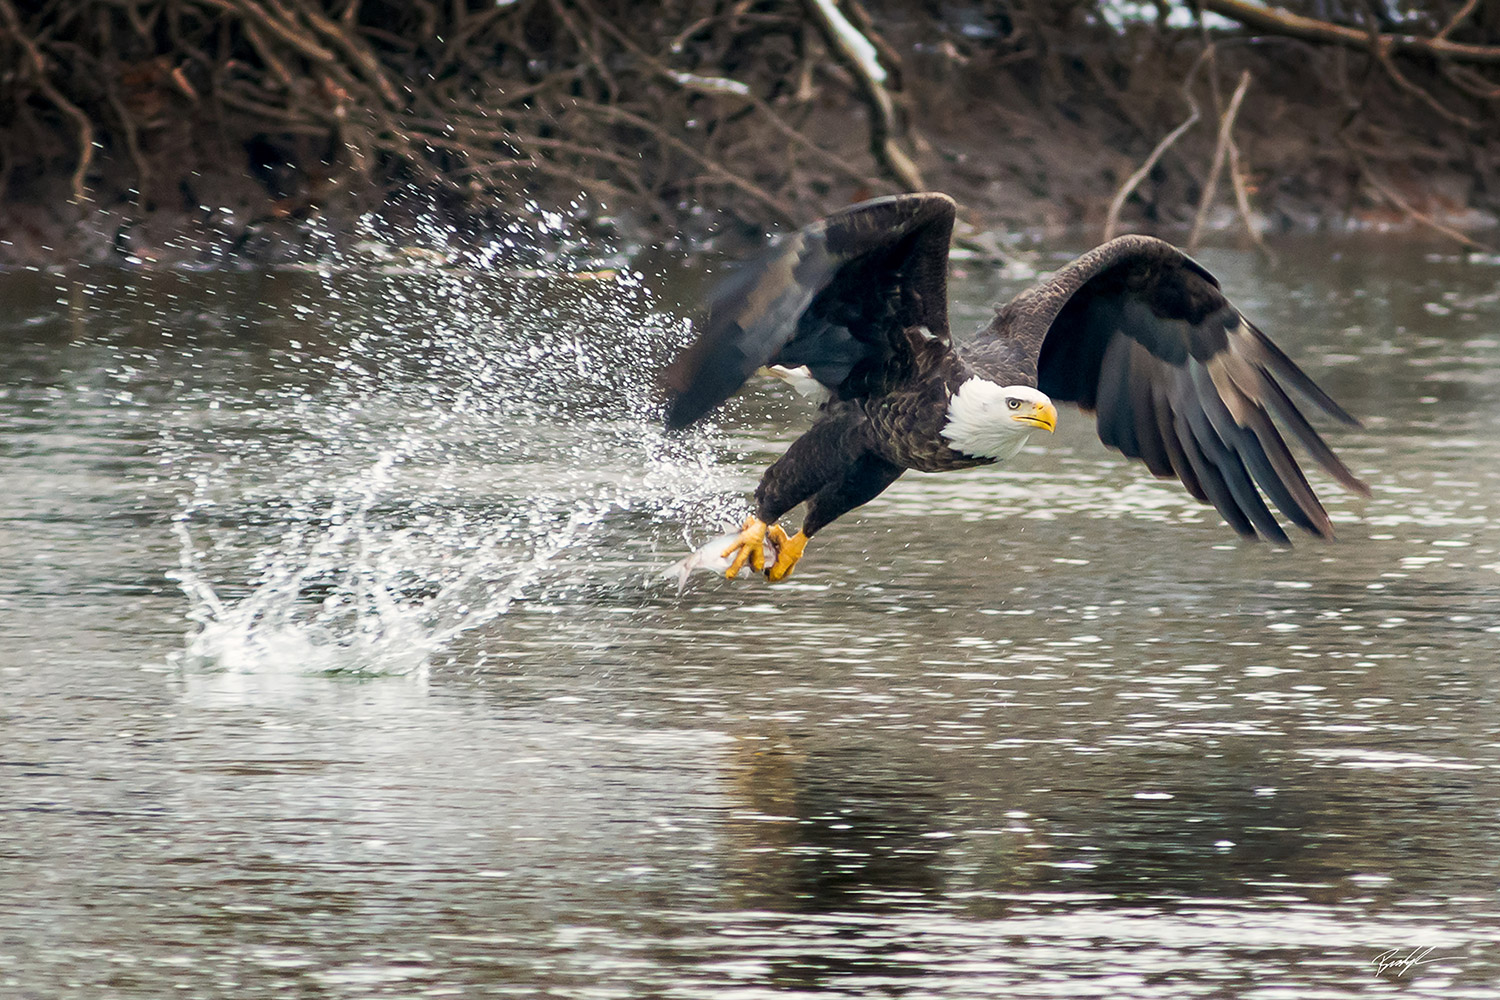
[2, 231, 1498, 997]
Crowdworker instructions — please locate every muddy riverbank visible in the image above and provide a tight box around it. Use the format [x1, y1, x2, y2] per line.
[3, 1, 1497, 268]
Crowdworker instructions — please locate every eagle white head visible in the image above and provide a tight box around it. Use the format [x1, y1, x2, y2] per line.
[941, 379, 1057, 461]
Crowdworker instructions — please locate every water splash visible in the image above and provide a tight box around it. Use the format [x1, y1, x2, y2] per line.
[163, 212, 744, 675]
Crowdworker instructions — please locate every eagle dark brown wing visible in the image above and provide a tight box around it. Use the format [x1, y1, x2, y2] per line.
[664, 193, 956, 430]
[973, 235, 1368, 542]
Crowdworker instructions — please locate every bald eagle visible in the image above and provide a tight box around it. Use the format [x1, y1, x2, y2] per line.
[664, 193, 1368, 582]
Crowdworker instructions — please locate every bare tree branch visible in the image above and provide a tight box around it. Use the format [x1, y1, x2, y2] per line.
[1200, 0, 1500, 64]
[1105, 49, 1211, 240]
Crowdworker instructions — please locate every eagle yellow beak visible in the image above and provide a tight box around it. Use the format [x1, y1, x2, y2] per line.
[1014, 401, 1057, 433]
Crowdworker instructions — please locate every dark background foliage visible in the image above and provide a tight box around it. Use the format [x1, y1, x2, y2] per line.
[1, 0, 1496, 264]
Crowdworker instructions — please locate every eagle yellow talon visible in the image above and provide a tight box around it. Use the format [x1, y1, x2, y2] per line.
[765, 530, 808, 582]
[721, 517, 768, 579]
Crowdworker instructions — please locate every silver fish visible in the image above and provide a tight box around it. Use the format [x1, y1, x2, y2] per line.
[662, 528, 781, 593]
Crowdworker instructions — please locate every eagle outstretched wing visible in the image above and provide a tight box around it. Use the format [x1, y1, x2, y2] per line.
[664, 193, 957, 429]
[974, 235, 1369, 542]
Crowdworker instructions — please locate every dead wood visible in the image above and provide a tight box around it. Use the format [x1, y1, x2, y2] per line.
[802, 0, 923, 191]
[1201, 0, 1500, 64]
[0, 0, 1496, 263]
[1105, 49, 1209, 241]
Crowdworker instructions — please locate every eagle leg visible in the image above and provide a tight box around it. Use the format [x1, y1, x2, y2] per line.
[765, 528, 808, 582]
[721, 516, 770, 579]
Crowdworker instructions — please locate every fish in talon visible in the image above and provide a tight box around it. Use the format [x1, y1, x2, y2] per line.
[662, 524, 781, 592]
[721, 516, 769, 578]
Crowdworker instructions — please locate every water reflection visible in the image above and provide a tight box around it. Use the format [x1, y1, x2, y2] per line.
[2, 235, 1499, 997]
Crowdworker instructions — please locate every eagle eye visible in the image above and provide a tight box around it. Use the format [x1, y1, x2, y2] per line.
[1007, 398, 1021, 409]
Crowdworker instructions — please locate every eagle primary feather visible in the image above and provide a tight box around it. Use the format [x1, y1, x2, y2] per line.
[663, 193, 1368, 581]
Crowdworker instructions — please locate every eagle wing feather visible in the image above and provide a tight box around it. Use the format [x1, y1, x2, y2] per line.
[976, 235, 1368, 540]
[664, 193, 957, 429]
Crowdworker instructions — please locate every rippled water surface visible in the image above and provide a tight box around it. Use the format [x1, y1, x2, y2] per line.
[3, 233, 1498, 998]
